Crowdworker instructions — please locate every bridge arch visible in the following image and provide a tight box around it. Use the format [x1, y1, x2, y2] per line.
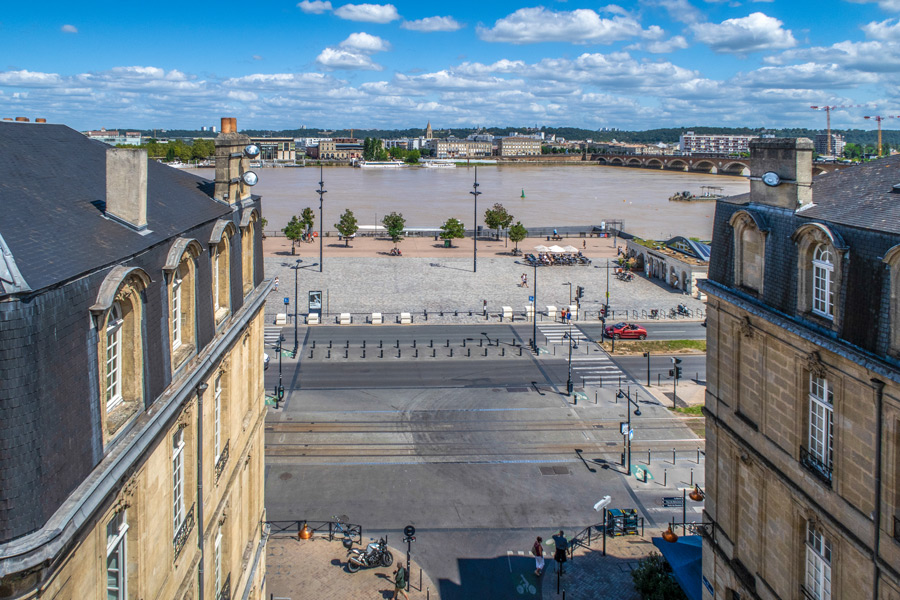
[595, 157, 609, 165]
[692, 160, 718, 174]
[609, 157, 625, 166]
[646, 158, 664, 169]
[721, 162, 750, 176]
[813, 166, 828, 177]
[665, 159, 688, 172]
[626, 157, 642, 166]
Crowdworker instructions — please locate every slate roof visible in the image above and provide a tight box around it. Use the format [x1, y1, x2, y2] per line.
[723, 155, 900, 235]
[0, 122, 230, 294]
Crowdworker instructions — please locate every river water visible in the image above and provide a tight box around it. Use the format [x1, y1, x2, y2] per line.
[186, 164, 748, 240]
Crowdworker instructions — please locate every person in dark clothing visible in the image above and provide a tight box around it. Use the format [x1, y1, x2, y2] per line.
[552, 530, 568, 573]
[393, 565, 409, 599]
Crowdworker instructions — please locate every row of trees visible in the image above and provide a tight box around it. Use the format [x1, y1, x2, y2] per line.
[280, 202, 529, 252]
[119, 138, 216, 162]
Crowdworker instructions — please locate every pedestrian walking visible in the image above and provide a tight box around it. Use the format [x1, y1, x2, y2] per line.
[273, 276, 280, 291]
[523, 273, 528, 288]
[582, 239, 586, 249]
[532, 536, 545, 576]
[393, 565, 409, 600]
[552, 530, 568, 574]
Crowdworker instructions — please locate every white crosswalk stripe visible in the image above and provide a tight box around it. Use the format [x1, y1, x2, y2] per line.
[536, 323, 588, 345]
[569, 353, 630, 387]
[264, 326, 284, 347]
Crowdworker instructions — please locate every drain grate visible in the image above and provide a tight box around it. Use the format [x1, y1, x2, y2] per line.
[506, 387, 529, 393]
[539, 466, 571, 476]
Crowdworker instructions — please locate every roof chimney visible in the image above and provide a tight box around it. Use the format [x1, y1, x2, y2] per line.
[35, 118, 46, 123]
[15, 117, 29, 122]
[105, 147, 149, 231]
[214, 117, 252, 204]
[748, 138, 814, 209]
[2, 118, 12, 121]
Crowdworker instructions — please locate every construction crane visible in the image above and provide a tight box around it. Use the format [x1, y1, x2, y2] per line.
[863, 115, 899, 157]
[810, 105, 865, 155]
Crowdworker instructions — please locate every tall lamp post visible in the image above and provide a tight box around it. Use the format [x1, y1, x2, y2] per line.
[291, 259, 318, 352]
[532, 261, 538, 352]
[316, 165, 327, 273]
[274, 334, 285, 409]
[565, 320, 574, 396]
[616, 387, 642, 473]
[470, 166, 481, 273]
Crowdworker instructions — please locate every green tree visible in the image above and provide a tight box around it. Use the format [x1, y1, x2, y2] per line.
[191, 138, 215, 160]
[259, 216, 268, 239]
[484, 203, 514, 239]
[300, 207, 315, 236]
[381, 211, 406, 244]
[404, 149, 420, 164]
[282, 215, 304, 255]
[389, 146, 403, 159]
[334, 209, 359, 247]
[508, 221, 528, 253]
[843, 143, 862, 160]
[439, 218, 465, 246]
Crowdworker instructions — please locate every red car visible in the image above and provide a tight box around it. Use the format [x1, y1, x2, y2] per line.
[604, 322, 647, 340]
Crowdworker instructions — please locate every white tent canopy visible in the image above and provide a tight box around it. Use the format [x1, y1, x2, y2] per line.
[548, 245, 567, 253]
[563, 245, 579, 253]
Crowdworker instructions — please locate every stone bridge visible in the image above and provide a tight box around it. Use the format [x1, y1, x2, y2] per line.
[589, 153, 845, 177]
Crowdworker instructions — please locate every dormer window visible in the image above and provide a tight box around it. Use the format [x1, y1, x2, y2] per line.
[172, 277, 182, 350]
[106, 303, 124, 411]
[812, 244, 834, 318]
[164, 238, 201, 370]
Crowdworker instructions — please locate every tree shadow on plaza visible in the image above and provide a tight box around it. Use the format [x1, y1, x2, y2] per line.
[437, 550, 644, 600]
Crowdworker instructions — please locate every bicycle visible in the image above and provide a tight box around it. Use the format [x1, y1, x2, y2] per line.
[332, 515, 355, 548]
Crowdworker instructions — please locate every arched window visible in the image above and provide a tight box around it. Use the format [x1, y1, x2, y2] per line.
[165, 239, 201, 369]
[812, 244, 834, 318]
[106, 303, 124, 410]
[92, 267, 149, 446]
[210, 221, 235, 324]
[792, 223, 845, 326]
[730, 210, 767, 294]
[882, 244, 900, 356]
[240, 210, 257, 297]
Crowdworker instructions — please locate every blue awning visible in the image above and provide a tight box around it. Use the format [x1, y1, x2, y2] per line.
[652, 535, 703, 600]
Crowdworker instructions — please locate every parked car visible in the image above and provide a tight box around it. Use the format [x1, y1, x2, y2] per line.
[264, 352, 270, 370]
[604, 322, 647, 340]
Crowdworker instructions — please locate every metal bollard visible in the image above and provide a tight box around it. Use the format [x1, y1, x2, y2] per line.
[329, 340, 332, 349]
[467, 348, 471, 357]
[398, 349, 401, 358]
[362, 340, 366, 348]
[595, 391, 598, 404]
[432, 349, 436, 358]
[446, 339, 450, 347]
[519, 347, 523, 356]
[663, 469, 667, 487]
[413, 340, 417, 348]
[327, 350, 331, 359]
[480, 339, 483, 347]
[697, 448, 701, 463]
[691, 468, 694, 486]
[501, 347, 505, 356]
[396, 340, 400, 348]
[484, 348, 488, 356]
[380, 350, 383, 358]
[648, 449, 651, 464]
[463, 339, 466, 347]
[450, 348, 453, 357]
[345, 340, 349, 349]
[312, 340, 316, 348]
[309, 350, 314, 359]
[672, 448, 676, 465]
[344, 350, 348, 359]
[415, 349, 418, 358]
[379, 340, 383, 349]
[362, 349, 366, 359]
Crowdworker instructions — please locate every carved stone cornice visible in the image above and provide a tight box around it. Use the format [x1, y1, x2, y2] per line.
[806, 350, 827, 379]
[739, 316, 753, 338]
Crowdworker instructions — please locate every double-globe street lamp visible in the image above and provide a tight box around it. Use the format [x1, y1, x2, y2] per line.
[470, 166, 481, 273]
[616, 387, 642, 474]
[291, 258, 319, 353]
[316, 165, 327, 273]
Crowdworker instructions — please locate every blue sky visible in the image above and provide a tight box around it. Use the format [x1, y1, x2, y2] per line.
[1, 0, 899, 131]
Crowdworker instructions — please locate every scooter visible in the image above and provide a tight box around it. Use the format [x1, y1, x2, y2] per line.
[347, 537, 393, 572]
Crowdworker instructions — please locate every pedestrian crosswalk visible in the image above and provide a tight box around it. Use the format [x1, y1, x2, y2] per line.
[264, 326, 284, 347]
[537, 323, 589, 345]
[569, 354, 629, 387]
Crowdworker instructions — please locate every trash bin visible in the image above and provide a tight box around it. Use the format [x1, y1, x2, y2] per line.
[444, 239, 451, 248]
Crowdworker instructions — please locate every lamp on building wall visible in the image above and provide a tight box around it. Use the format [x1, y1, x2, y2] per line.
[662, 523, 679, 543]
[299, 521, 313, 540]
[689, 484, 705, 502]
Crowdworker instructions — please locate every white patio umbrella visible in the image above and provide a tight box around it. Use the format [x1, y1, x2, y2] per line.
[563, 245, 579, 253]
[549, 245, 566, 253]
[534, 245, 550, 252]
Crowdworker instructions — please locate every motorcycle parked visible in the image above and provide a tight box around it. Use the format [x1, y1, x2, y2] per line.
[347, 537, 393, 573]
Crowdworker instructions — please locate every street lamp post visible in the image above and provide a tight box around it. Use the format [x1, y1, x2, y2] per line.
[316, 165, 327, 273]
[275, 334, 284, 409]
[293, 258, 302, 351]
[565, 321, 574, 396]
[617, 387, 642, 473]
[532, 261, 538, 352]
[470, 166, 481, 273]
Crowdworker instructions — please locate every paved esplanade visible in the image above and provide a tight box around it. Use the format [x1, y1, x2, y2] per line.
[264, 321, 707, 599]
[264, 255, 706, 326]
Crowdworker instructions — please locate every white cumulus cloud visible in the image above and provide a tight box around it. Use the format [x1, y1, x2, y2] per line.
[339, 32, 390, 52]
[627, 36, 689, 53]
[401, 16, 463, 32]
[61, 24, 78, 33]
[333, 3, 399, 23]
[846, 0, 900, 10]
[691, 12, 796, 54]
[316, 47, 383, 70]
[297, 1, 332, 14]
[477, 7, 648, 44]
[862, 17, 900, 39]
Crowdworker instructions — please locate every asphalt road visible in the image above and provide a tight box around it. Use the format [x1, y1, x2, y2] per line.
[578, 320, 706, 341]
[264, 325, 706, 599]
[611, 354, 707, 388]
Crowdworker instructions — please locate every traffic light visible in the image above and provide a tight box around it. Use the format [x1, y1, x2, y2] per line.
[576, 286, 584, 299]
[669, 357, 682, 379]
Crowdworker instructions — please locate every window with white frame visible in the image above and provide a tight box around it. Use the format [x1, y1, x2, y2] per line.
[213, 249, 221, 312]
[808, 375, 834, 477]
[106, 510, 128, 600]
[173, 429, 185, 533]
[805, 522, 832, 599]
[812, 244, 834, 318]
[106, 303, 124, 410]
[172, 276, 182, 350]
[214, 526, 223, 597]
[214, 374, 222, 463]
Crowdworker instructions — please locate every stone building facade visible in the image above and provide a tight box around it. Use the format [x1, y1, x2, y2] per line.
[0, 117, 270, 599]
[699, 138, 900, 599]
[624, 236, 711, 298]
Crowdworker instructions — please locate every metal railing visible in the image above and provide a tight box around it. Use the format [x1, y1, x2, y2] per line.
[173, 503, 195, 560]
[215, 439, 230, 483]
[266, 519, 363, 545]
[800, 446, 833, 486]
